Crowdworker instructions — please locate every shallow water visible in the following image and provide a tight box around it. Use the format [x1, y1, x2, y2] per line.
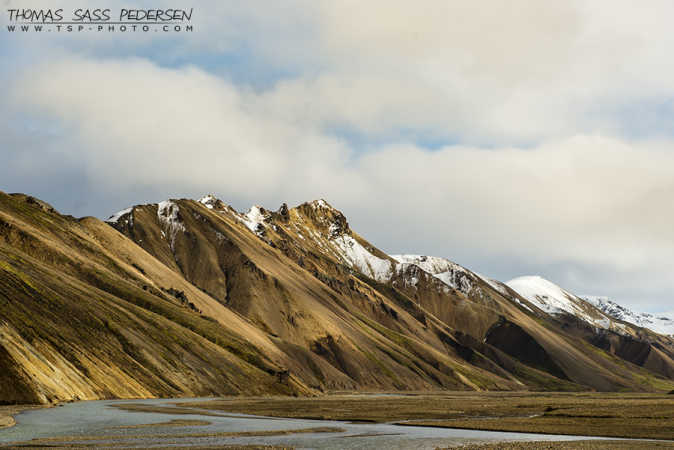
[0, 397, 613, 449]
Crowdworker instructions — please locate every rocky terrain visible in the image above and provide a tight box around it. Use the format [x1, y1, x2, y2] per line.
[1, 191, 673, 404]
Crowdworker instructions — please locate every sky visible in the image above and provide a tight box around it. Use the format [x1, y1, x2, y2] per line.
[1, 0, 673, 314]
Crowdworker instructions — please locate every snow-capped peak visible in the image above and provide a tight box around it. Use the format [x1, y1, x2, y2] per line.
[198, 194, 218, 209]
[310, 199, 333, 210]
[506, 276, 581, 314]
[583, 296, 674, 337]
[506, 276, 630, 332]
[507, 276, 591, 318]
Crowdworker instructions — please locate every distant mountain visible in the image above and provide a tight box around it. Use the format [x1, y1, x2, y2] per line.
[506, 276, 623, 332]
[1, 191, 674, 405]
[582, 296, 674, 337]
[506, 276, 674, 338]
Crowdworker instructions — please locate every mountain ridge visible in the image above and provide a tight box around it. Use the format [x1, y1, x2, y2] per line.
[582, 295, 674, 337]
[1, 191, 674, 405]
[109, 194, 674, 380]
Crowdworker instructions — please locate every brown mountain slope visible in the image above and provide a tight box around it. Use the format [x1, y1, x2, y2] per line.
[108, 198, 527, 392]
[110, 195, 674, 393]
[1, 191, 673, 405]
[0, 192, 307, 403]
[194, 196, 674, 392]
[0, 191, 526, 405]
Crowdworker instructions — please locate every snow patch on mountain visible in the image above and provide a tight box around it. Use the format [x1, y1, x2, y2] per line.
[506, 276, 585, 315]
[198, 194, 218, 209]
[477, 274, 533, 312]
[332, 234, 392, 282]
[391, 254, 475, 295]
[393, 263, 425, 289]
[506, 276, 630, 333]
[157, 200, 185, 251]
[583, 296, 674, 337]
[106, 207, 133, 224]
[475, 273, 508, 295]
[328, 223, 341, 238]
[391, 255, 462, 274]
[310, 199, 332, 210]
[238, 206, 269, 236]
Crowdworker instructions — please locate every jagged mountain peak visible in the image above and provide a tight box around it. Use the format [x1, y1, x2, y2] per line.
[295, 198, 342, 215]
[277, 202, 289, 218]
[198, 193, 217, 203]
[291, 199, 350, 238]
[308, 198, 334, 210]
[198, 193, 218, 208]
[198, 194, 237, 213]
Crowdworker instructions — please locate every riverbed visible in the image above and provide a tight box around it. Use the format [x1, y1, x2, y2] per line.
[0, 398, 616, 448]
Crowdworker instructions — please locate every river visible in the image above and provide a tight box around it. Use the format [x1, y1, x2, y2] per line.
[0, 397, 615, 448]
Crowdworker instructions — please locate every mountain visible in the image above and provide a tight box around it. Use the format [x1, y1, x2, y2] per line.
[506, 276, 627, 333]
[1, 191, 674, 405]
[506, 275, 674, 381]
[507, 276, 674, 337]
[97, 195, 674, 391]
[582, 296, 674, 337]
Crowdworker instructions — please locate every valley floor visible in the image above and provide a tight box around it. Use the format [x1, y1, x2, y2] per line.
[2, 393, 674, 448]
[182, 391, 674, 440]
[441, 442, 674, 449]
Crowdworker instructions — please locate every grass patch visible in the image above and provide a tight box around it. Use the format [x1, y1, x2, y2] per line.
[183, 392, 674, 439]
[438, 441, 674, 449]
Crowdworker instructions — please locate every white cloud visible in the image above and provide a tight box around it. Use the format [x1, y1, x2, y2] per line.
[8, 55, 674, 312]
[8, 1, 674, 143]
[210, 0, 674, 143]
[4, 1, 674, 312]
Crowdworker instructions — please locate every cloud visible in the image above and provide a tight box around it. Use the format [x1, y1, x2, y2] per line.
[210, 0, 674, 144]
[8, 57, 356, 206]
[9, 0, 674, 145]
[6, 55, 674, 312]
[4, 1, 674, 312]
